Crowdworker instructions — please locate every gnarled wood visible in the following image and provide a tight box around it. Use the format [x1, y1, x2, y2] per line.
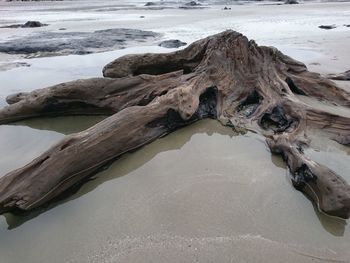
[0, 30, 350, 218]
[327, 70, 350, 81]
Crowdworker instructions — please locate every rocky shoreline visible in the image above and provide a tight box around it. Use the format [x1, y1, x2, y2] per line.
[0, 28, 161, 57]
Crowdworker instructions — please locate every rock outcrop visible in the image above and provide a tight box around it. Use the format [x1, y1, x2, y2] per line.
[319, 25, 337, 30]
[0, 20, 48, 28]
[0, 28, 160, 57]
[285, 0, 299, 4]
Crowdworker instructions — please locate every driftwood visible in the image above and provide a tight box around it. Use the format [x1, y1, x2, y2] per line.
[327, 70, 350, 81]
[0, 30, 350, 218]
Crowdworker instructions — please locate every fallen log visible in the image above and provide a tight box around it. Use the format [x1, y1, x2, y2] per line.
[0, 30, 349, 218]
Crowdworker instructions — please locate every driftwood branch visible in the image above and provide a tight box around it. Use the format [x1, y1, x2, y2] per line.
[0, 30, 349, 218]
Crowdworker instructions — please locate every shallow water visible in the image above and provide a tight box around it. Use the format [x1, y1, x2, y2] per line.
[1, 1, 350, 105]
[0, 116, 106, 176]
[0, 45, 170, 106]
[1, 1, 350, 262]
[0, 119, 349, 263]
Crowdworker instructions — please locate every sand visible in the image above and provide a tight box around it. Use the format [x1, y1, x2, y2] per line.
[0, 1, 350, 262]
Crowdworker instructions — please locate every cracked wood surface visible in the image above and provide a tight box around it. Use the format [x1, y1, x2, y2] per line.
[0, 30, 349, 218]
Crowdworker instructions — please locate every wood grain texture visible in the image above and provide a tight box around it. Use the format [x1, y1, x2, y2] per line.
[1, 31, 349, 218]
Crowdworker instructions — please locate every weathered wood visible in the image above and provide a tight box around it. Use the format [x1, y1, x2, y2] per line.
[327, 70, 350, 81]
[0, 30, 349, 218]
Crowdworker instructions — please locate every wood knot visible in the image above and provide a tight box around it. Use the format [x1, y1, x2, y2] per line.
[177, 88, 199, 120]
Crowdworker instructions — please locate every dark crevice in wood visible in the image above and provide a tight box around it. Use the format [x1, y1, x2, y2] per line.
[137, 90, 168, 106]
[237, 89, 263, 117]
[292, 164, 318, 191]
[134, 62, 195, 76]
[0, 30, 349, 219]
[260, 106, 297, 133]
[146, 86, 218, 130]
[37, 156, 50, 166]
[42, 99, 101, 113]
[286, 77, 306, 95]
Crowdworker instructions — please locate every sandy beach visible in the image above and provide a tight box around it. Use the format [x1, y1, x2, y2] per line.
[0, 1, 350, 100]
[0, 1, 350, 262]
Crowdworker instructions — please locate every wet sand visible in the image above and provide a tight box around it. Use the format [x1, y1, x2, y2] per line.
[0, 1, 349, 97]
[1, 1, 350, 70]
[0, 120, 350, 263]
[0, 46, 169, 106]
[1, 2, 350, 104]
[0, 1, 350, 262]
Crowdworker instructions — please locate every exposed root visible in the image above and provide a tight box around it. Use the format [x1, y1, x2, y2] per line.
[0, 30, 349, 219]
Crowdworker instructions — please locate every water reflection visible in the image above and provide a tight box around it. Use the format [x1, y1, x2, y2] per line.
[14, 115, 108, 135]
[313, 203, 347, 237]
[0, 45, 169, 106]
[2, 117, 349, 237]
[2, 119, 246, 229]
[0, 118, 349, 263]
[270, 153, 287, 169]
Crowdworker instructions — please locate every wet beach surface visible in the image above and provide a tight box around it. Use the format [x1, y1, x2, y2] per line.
[0, 28, 160, 57]
[0, 1, 350, 262]
[0, 120, 350, 263]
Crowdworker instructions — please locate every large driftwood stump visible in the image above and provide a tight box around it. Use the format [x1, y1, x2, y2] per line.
[0, 30, 350, 218]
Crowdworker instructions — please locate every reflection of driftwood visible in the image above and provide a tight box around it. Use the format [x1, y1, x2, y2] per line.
[0, 31, 349, 218]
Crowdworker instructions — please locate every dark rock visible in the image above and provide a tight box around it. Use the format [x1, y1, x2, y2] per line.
[179, 1, 205, 9]
[0, 24, 22, 28]
[145, 2, 156, 6]
[223, 7, 231, 10]
[0, 28, 160, 57]
[59, 28, 66, 30]
[158, 39, 187, 48]
[185, 1, 200, 6]
[285, 0, 299, 4]
[319, 25, 337, 30]
[1, 20, 48, 29]
[22, 21, 47, 28]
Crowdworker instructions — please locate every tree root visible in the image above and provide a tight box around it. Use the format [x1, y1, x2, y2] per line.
[0, 30, 349, 219]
